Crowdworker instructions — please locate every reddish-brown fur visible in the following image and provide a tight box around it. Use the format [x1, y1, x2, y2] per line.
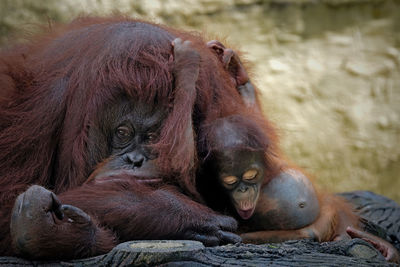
[197, 106, 363, 244]
[2, 15, 388, 261]
[0, 16, 246, 258]
[198, 43, 363, 244]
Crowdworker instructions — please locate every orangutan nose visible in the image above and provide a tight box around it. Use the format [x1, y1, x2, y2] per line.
[238, 184, 249, 193]
[125, 152, 145, 168]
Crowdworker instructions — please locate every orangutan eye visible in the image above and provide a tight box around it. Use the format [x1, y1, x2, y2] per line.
[146, 133, 157, 143]
[223, 176, 238, 185]
[116, 126, 132, 140]
[243, 169, 258, 180]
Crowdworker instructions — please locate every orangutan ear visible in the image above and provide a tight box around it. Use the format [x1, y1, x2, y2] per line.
[207, 40, 232, 68]
[207, 40, 225, 58]
[207, 40, 248, 86]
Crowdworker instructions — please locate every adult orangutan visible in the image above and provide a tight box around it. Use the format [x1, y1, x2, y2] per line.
[0, 17, 247, 260]
[197, 42, 399, 262]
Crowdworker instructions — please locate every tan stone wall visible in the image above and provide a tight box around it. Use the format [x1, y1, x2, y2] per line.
[1, 0, 399, 202]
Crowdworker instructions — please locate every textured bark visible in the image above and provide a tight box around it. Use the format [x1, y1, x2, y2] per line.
[1, 191, 398, 266]
[0, 239, 395, 266]
[340, 191, 400, 251]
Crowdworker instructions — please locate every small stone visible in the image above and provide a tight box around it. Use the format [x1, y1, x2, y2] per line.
[386, 47, 399, 58]
[377, 116, 390, 129]
[277, 33, 301, 43]
[353, 140, 365, 149]
[386, 47, 400, 64]
[344, 58, 396, 77]
[238, 251, 254, 259]
[268, 59, 290, 73]
[306, 58, 324, 72]
[326, 34, 353, 46]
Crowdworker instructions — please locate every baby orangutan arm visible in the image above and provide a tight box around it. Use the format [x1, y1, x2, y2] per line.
[240, 171, 354, 244]
[240, 187, 337, 244]
[242, 169, 337, 244]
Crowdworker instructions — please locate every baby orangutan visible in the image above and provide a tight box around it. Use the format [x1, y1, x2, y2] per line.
[197, 114, 399, 263]
[197, 115, 320, 234]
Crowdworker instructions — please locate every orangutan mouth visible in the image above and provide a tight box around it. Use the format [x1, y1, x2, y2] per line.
[236, 206, 255, 220]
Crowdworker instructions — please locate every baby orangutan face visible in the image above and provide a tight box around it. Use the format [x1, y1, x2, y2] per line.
[215, 149, 265, 220]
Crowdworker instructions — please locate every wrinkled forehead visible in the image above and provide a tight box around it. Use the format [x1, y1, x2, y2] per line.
[130, 100, 167, 124]
[100, 96, 168, 128]
[216, 148, 265, 174]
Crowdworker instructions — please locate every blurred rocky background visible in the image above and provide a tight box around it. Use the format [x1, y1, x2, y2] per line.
[1, 0, 399, 202]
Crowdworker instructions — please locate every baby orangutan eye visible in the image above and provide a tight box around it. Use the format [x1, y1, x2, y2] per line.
[243, 169, 258, 181]
[116, 126, 133, 140]
[223, 176, 238, 185]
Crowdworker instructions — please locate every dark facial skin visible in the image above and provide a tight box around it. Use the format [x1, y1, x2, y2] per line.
[87, 97, 167, 184]
[214, 148, 320, 229]
[208, 118, 320, 229]
[215, 149, 265, 220]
